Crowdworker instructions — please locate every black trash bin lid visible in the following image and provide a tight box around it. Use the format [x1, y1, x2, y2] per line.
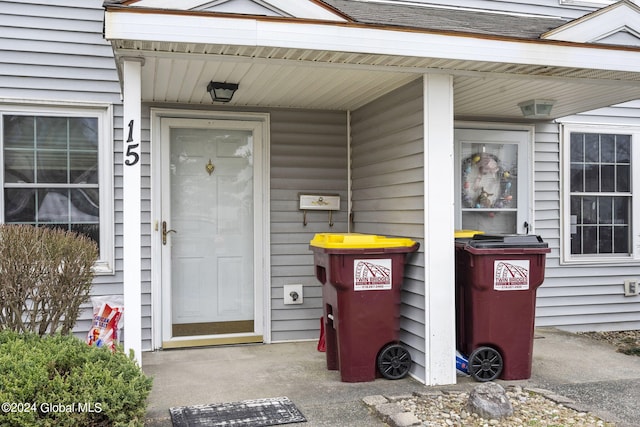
[467, 234, 548, 249]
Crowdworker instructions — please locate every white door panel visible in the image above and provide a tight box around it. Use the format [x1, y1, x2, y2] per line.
[160, 118, 263, 344]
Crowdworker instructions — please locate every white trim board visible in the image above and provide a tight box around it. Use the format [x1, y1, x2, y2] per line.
[105, 11, 640, 74]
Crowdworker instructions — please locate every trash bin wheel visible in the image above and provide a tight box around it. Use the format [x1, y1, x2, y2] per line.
[377, 343, 412, 380]
[468, 346, 503, 382]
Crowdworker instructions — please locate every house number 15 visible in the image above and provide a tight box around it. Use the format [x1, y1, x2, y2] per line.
[125, 119, 140, 166]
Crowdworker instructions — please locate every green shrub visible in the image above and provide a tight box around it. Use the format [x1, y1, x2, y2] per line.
[0, 330, 152, 426]
[0, 225, 98, 336]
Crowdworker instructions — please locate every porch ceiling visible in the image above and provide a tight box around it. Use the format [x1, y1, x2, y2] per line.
[111, 40, 640, 119]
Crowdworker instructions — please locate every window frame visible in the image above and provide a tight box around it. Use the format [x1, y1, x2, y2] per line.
[0, 102, 114, 274]
[561, 123, 640, 265]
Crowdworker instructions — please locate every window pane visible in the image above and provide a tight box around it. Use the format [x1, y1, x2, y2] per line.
[616, 135, 631, 162]
[69, 117, 98, 150]
[38, 189, 68, 223]
[70, 189, 99, 221]
[614, 197, 629, 225]
[571, 233, 581, 254]
[570, 163, 583, 192]
[600, 134, 615, 162]
[614, 226, 630, 254]
[598, 226, 612, 253]
[71, 223, 99, 244]
[598, 196, 612, 223]
[37, 150, 68, 183]
[582, 197, 597, 224]
[582, 226, 597, 253]
[584, 134, 599, 162]
[3, 116, 34, 149]
[617, 164, 630, 192]
[570, 196, 581, 223]
[601, 165, 615, 192]
[459, 143, 518, 212]
[37, 117, 68, 150]
[4, 150, 34, 183]
[584, 165, 599, 192]
[70, 151, 98, 184]
[570, 133, 584, 162]
[35, 188, 100, 223]
[4, 188, 36, 222]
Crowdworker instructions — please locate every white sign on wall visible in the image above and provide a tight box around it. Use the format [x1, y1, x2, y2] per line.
[354, 259, 392, 291]
[493, 259, 530, 291]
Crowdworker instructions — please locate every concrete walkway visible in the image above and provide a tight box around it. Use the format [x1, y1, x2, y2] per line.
[142, 328, 640, 426]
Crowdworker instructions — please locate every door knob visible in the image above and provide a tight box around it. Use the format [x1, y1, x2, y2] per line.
[162, 221, 177, 245]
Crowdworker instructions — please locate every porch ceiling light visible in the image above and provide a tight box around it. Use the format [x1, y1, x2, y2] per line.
[518, 99, 556, 118]
[207, 81, 239, 103]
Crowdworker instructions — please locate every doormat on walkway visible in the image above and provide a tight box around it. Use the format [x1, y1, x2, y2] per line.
[169, 396, 306, 426]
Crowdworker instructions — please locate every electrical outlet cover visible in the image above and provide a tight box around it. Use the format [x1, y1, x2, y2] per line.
[624, 280, 639, 296]
[284, 284, 303, 305]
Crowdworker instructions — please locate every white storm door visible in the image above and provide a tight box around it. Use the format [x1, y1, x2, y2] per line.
[161, 118, 263, 344]
[455, 128, 532, 234]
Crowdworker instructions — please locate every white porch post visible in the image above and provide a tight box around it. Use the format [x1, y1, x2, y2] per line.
[122, 57, 144, 365]
[423, 74, 456, 385]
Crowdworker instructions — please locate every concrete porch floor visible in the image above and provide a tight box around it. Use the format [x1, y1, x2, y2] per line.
[142, 328, 640, 426]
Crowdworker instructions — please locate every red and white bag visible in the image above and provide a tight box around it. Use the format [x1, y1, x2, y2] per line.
[86, 295, 124, 351]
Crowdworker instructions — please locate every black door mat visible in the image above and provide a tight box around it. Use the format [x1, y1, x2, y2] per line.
[169, 396, 307, 426]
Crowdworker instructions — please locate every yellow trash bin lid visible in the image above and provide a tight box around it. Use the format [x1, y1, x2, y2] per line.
[454, 229, 484, 239]
[310, 233, 417, 249]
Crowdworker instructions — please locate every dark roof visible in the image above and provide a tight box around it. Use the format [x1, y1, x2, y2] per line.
[320, 0, 568, 39]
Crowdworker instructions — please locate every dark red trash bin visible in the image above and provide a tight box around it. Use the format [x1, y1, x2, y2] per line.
[455, 234, 550, 380]
[310, 233, 419, 382]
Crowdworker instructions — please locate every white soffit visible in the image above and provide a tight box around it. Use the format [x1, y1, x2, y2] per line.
[127, 0, 348, 22]
[543, 0, 640, 45]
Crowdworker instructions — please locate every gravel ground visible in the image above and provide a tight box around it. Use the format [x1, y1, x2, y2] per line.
[395, 385, 613, 427]
[379, 331, 640, 427]
[579, 330, 640, 356]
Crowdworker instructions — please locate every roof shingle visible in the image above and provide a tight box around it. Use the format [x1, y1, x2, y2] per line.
[320, 0, 568, 39]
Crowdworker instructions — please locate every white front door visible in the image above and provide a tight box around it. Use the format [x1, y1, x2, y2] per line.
[160, 117, 265, 347]
[454, 127, 533, 234]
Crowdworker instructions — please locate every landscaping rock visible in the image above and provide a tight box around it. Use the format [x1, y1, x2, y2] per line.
[375, 402, 405, 419]
[467, 382, 514, 420]
[389, 411, 421, 427]
[362, 395, 388, 407]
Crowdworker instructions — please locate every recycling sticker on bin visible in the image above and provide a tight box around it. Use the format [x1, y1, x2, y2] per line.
[494, 259, 530, 290]
[354, 259, 392, 291]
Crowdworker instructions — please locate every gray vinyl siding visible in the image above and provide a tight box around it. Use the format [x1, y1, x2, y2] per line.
[350, 79, 426, 380]
[270, 109, 349, 342]
[533, 114, 640, 332]
[0, 0, 119, 103]
[0, 0, 125, 341]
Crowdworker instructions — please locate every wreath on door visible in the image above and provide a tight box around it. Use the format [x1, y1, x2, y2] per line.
[461, 152, 513, 209]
